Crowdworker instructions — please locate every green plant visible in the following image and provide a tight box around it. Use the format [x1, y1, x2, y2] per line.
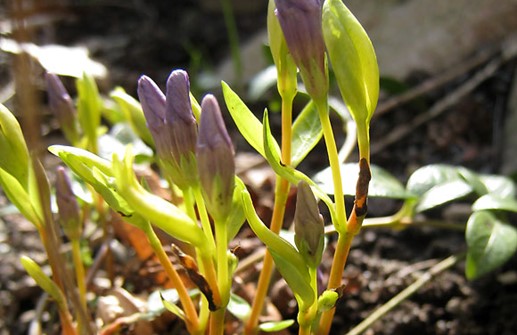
[1, 0, 516, 334]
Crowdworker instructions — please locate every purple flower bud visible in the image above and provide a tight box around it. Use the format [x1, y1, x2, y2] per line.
[138, 73, 198, 189]
[294, 181, 324, 267]
[45, 73, 80, 144]
[196, 95, 235, 221]
[55, 166, 82, 240]
[274, 0, 328, 100]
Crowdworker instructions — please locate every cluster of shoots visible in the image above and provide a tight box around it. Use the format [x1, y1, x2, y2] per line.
[3, 0, 517, 334]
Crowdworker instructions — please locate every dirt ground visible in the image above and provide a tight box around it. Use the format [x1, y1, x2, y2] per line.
[1, 1, 517, 334]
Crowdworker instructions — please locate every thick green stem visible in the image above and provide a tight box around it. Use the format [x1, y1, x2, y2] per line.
[192, 186, 216, 253]
[71, 238, 87, 312]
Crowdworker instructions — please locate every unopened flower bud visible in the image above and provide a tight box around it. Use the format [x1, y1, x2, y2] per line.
[45, 73, 80, 145]
[274, 0, 328, 101]
[138, 72, 198, 190]
[294, 181, 324, 268]
[56, 166, 82, 240]
[196, 95, 235, 221]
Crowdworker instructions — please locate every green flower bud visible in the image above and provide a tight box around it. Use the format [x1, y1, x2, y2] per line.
[196, 95, 235, 221]
[294, 181, 324, 268]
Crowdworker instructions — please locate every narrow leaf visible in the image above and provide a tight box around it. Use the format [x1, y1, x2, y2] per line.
[222, 81, 265, 157]
[20, 256, 66, 307]
[258, 320, 295, 332]
[159, 292, 185, 320]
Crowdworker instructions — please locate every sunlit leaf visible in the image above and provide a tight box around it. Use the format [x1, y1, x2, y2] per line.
[480, 175, 516, 199]
[291, 100, 322, 167]
[258, 320, 295, 332]
[159, 292, 185, 320]
[222, 81, 265, 157]
[313, 163, 413, 199]
[20, 256, 66, 307]
[415, 180, 472, 213]
[406, 164, 463, 196]
[472, 194, 517, 213]
[466, 211, 517, 279]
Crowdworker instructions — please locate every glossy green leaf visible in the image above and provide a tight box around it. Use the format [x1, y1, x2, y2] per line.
[457, 167, 488, 196]
[258, 320, 295, 332]
[407, 164, 464, 196]
[227, 293, 251, 320]
[110, 87, 155, 147]
[222, 81, 265, 157]
[466, 211, 517, 279]
[313, 163, 413, 199]
[416, 180, 472, 213]
[480, 175, 516, 199]
[322, 0, 379, 124]
[472, 194, 517, 213]
[291, 100, 322, 167]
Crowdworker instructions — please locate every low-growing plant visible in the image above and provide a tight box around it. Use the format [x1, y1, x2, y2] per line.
[1, 0, 516, 334]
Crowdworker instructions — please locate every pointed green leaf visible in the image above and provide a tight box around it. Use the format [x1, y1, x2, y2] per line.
[241, 189, 314, 308]
[466, 211, 517, 279]
[258, 320, 295, 332]
[222, 81, 265, 157]
[291, 100, 322, 167]
[322, 0, 379, 123]
[0, 104, 30, 187]
[473, 194, 517, 213]
[20, 256, 66, 307]
[159, 291, 185, 320]
[76, 72, 102, 151]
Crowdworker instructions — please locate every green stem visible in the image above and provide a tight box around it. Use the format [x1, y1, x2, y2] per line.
[346, 254, 463, 335]
[143, 222, 201, 334]
[298, 267, 319, 335]
[210, 219, 230, 335]
[71, 238, 87, 312]
[315, 98, 347, 232]
[193, 186, 216, 253]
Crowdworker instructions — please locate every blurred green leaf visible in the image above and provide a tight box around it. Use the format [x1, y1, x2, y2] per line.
[407, 164, 463, 196]
[466, 211, 517, 279]
[20, 256, 66, 307]
[97, 123, 153, 163]
[416, 180, 472, 213]
[111, 87, 155, 147]
[480, 175, 516, 199]
[227, 293, 251, 321]
[322, 0, 379, 124]
[76, 72, 102, 152]
[313, 163, 413, 199]
[291, 100, 322, 167]
[222, 81, 265, 157]
[473, 194, 517, 213]
[159, 291, 185, 320]
[258, 320, 295, 332]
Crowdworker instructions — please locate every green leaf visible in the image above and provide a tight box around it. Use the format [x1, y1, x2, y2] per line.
[313, 163, 413, 199]
[322, 0, 379, 124]
[20, 256, 66, 308]
[262, 110, 337, 223]
[226, 177, 247, 242]
[472, 194, 517, 213]
[110, 87, 155, 147]
[480, 174, 516, 199]
[0, 103, 30, 188]
[241, 189, 314, 308]
[406, 164, 463, 196]
[466, 211, 517, 279]
[97, 123, 153, 163]
[457, 167, 488, 196]
[415, 180, 472, 213]
[258, 320, 295, 332]
[227, 293, 251, 321]
[222, 81, 265, 157]
[76, 72, 102, 151]
[159, 291, 185, 320]
[291, 100, 322, 167]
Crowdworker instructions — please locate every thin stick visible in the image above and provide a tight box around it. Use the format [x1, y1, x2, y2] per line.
[346, 253, 464, 335]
